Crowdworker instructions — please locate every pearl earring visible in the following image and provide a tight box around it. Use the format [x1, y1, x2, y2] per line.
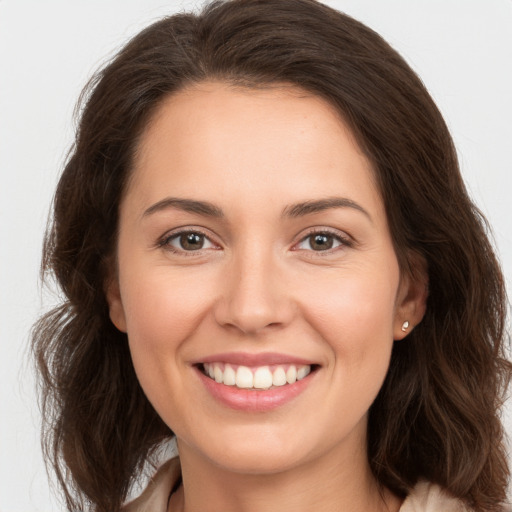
[401, 321, 410, 332]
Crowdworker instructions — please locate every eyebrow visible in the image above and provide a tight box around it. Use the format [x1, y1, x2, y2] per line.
[142, 196, 371, 222]
[282, 197, 372, 222]
[143, 197, 224, 218]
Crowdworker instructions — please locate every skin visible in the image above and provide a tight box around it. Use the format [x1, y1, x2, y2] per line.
[107, 82, 427, 512]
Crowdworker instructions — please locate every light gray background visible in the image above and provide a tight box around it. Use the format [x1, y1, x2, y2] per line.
[1, 1, 511, 510]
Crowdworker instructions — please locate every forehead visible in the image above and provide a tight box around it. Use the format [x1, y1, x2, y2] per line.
[125, 81, 382, 220]
[135, 81, 356, 158]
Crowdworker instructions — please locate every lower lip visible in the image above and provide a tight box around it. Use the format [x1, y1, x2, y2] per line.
[195, 367, 316, 412]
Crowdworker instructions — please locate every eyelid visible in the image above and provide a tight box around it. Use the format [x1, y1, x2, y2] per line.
[157, 226, 221, 254]
[155, 225, 353, 255]
[291, 227, 354, 253]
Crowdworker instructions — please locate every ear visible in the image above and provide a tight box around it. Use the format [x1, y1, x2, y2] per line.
[105, 274, 127, 333]
[393, 252, 428, 340]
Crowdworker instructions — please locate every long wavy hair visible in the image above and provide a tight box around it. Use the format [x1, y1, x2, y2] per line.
[32, 0, 511, 510]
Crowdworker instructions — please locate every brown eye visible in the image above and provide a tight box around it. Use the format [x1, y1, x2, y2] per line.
[163, 231, 217, 252]
[295, 231, 349, 252]
[309, 234, 334, 251]
[179, 232, 205, 250]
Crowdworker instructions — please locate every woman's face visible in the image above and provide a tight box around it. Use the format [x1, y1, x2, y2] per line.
[108, 82, 425, 474]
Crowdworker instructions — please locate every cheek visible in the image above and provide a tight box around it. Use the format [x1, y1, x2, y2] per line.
[302, 272, 398, 426]
[301, 269, 399, 346]
[118, 266, 220, 423]
[298, 263, 399, 398]
[119, 266, 217, 357]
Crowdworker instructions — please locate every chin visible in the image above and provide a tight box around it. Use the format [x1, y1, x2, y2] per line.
[179, 425, 311, 475]
[209, 447, 305, 475]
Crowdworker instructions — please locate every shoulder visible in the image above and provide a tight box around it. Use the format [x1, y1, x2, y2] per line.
[122, 458, 181, 512]
[400, 481, 471, 512]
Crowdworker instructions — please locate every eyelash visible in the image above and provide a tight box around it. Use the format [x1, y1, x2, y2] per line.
[157, 227, 353, 256]
[157, 228, 218, 257]
[293, 228, 353, 255]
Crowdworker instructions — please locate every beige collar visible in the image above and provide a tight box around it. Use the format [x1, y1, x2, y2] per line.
[122, 458, 181, 512]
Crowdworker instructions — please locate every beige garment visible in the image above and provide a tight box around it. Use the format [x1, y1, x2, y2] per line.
[399, 481, 469, 512]
[122, 458, 181, 512]
[122, 458, 470, 512]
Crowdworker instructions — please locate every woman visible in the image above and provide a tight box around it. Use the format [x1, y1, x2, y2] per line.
[32, 0, 511, 511]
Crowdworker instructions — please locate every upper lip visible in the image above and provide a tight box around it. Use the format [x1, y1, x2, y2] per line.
[193, 352, 316, 367]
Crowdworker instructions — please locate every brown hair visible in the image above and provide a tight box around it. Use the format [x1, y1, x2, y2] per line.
[32, 1, 511, 510]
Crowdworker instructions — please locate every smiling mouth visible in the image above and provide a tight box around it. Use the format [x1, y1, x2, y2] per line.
[200, 362, 316, 390]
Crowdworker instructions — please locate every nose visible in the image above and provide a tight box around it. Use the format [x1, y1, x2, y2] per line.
[214, 245, 295, 335]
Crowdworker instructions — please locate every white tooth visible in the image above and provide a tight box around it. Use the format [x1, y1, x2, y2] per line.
[254, 366, 273, 389]
[297, 365, 311, 380]
[236, 366, 254, 388]
[223, 364, 236, 386]
[286, 365, 297, 384]
[214, 364, 223, 383]
[206, 363, 215, 379]
[272, 366, 287, 387]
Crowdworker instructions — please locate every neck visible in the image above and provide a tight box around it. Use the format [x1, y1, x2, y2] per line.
[169, 438, 402, 512]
